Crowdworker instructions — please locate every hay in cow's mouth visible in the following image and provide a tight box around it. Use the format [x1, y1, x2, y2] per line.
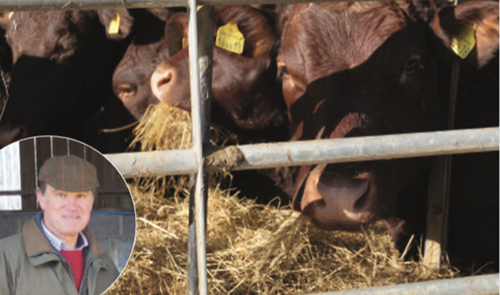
[106, 102, 458, 294]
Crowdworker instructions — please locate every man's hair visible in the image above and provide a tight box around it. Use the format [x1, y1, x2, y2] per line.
[38, 181, 48, 194]
[38, 181, 96, 197]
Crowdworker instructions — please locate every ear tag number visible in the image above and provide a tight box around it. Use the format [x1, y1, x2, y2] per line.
[450, 23, 477, 59]
[8, 12, 13, 20]
[215, 22, 244, 54]
[108, 12, 121, 35]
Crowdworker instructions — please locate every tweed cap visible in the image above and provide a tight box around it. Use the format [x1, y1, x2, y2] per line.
[38, 155, 100, 192]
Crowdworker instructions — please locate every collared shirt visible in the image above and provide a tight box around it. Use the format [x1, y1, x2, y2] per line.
[41, 219, 89, 251]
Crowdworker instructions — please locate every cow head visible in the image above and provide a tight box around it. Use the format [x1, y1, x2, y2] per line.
[150, 6, 289, 142]
[112, 8, 184, 119]
[0, 9, 134, 148]
[277, 1, 498, 248]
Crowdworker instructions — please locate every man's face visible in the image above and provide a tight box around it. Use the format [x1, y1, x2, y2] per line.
[36, 184, 94, 243]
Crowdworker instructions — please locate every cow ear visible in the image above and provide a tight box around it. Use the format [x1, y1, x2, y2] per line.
[98, 9, 134, 40]
[427, 1, 499, 68]
[165, 13, 189, 55]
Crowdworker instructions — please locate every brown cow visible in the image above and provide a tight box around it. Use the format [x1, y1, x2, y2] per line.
[0, 9, 136, 152]
[151, 6, 289, 143]
[0, 25, 12, 121]
[277, 1, 498, 270]
[112, 8, 185, 119]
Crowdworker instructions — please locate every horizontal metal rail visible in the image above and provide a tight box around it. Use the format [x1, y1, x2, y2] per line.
[308, 274, 499, 295]
[0, 211, 136, 216]
[0, 0, 391, 11]
[105, 127, 499, 178]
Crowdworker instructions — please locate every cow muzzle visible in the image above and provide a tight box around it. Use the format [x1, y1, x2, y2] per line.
[297, 163, 376, 231]
[151, 65, 175, 102]
[150, 52, 191, 111]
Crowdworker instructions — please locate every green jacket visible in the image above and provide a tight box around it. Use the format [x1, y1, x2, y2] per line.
[0, 213, 120, 295]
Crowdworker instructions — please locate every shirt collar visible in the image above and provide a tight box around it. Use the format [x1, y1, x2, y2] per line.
[41, 219, 89, 251]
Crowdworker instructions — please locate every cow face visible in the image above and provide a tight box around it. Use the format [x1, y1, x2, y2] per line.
[112, 8, 179, 119]
[151, 6, 289, 142]
[0, 9, 133, 148]
[277, 1, 498, 246]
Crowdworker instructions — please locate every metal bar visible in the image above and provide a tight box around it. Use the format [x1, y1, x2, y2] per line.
[187, 175, 198, 295]
[185, 0, 209, 294]
[186, 5, 214, 295]
[0, 0, 392, 11]
[424, 0, 462, 266]
[0, 189, 129, 195]
[0, 190, 35, 195]
[424, 156, 447, 268]
[424, 64, 460, 268]
[307, 274, 499, 295]
[106, 127, 500, 178]
[0, 211, 136, 215]
[442, 46, 462, 256]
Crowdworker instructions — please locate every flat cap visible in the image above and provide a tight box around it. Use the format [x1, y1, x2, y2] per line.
[39, 155, 100, 192]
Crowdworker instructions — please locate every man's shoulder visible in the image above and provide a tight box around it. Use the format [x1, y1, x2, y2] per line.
[0, 232, 24, 255]
[0, 233, 23, 247]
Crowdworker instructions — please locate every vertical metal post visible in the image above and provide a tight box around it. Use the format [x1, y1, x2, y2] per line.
[187, 175, 198, 295]
[186, 2, 213, 295]
[424, 0, 461, 269]
[50, 136, 54, 157]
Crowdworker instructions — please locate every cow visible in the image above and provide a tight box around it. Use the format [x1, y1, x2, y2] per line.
[0, 9, 137, 152]
[0, 25, 12, 121]
[112, 8, 186, 119]
[143, 6, 291, 204]
[276, 0, 498, 271]
[150, 5, 289, 144]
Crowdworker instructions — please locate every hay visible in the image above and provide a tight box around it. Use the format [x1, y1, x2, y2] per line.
[108, 186, 457, 295]
[105, 103, 458, 295]
[127, 103, 235, 198]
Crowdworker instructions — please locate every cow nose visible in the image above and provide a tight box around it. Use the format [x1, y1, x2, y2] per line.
[301, 163, 372, 223]
[0, 125, 27, 148]
[150, 65, 175, 103]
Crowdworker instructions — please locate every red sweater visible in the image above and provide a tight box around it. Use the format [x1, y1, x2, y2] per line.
[60, 249, 85, 291]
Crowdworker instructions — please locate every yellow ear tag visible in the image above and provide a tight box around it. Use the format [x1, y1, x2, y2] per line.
[8, 12, 13, 20]
[108, 12, 121, 35]
[182, 37, 186, 49]
[450, 23, 477, 59]
[215, 22, 244, 54]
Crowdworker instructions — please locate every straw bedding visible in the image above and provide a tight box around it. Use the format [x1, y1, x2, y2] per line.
[105, 103, 458, 295]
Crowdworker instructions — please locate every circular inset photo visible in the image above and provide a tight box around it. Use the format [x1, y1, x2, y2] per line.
[0, 136, 136, 295]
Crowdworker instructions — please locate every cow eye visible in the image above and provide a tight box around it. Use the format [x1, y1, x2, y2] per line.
[277, 62, 290, 80]
[404, 57, 421, 75]
[118, 83, 137, 94]
[117, 84, 137, 102]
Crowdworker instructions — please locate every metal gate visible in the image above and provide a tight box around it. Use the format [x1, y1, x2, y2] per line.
[0, 0, 498, 294]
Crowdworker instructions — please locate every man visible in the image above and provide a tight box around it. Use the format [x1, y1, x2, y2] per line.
[0, 155, 120, 295]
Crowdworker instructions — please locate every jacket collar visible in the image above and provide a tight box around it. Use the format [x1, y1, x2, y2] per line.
[23, 212, 106, 259]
